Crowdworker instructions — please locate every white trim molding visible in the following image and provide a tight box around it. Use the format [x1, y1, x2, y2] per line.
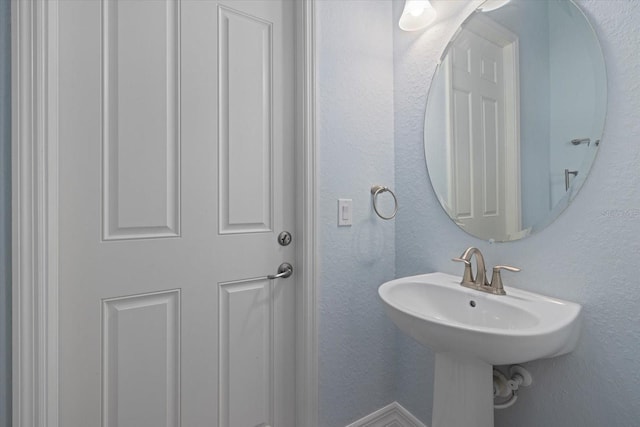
[346, 402, 428, 427]
[295, 0, 319, 426]
[12, 0, 60, 426]
[12, 1, 318, 426]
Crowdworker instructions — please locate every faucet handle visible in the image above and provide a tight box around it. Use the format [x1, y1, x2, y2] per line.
[452, 258, 474, 284]
[494, 265, 521, 273]
[490, 265, 521, 295]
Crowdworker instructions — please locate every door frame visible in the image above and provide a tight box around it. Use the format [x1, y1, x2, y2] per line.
[11, 1, 319, 426]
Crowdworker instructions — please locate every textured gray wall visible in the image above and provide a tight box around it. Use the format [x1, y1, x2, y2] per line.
[394, 0, 640, 425]
[317, 1, 397, 426]
[0, 0, 10, 425]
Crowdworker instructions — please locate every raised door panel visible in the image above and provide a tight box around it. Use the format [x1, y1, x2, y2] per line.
[218, 6, 273, 234]
[219, 279, 273, 426]
[480, 57, 498, 84]
[481, 97, 499, 216]
[451, 88, 473, 219]
[452, 40, 471, 74]
[102, 290, 181, 427]
[102, 0, 181, 240]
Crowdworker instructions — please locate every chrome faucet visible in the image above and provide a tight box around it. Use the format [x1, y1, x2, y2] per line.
[453, 247, 488, 287]
[452, 247, 520, 295]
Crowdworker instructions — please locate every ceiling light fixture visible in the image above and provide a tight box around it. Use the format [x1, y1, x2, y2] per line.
[399, 0, 437, 32]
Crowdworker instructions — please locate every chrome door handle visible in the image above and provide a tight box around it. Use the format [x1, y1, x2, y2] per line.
[267, 263, 293, 280]
[564, 169, 578, 191]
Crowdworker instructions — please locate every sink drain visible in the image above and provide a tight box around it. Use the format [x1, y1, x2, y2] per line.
[469, 300, 476, 308]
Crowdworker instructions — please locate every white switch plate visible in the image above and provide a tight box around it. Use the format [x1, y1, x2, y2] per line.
[338, 199, 352, 226]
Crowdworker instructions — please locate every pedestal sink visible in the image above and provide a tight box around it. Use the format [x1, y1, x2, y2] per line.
[378, 272, 582, 427]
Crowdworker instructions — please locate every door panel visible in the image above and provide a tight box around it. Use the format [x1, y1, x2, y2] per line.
[57, 1, 295, 426]
[481, 96, 499, 216]
[102, 0, 181, 240]
[102, 290, 181, 427]
[219, 279, 272, 426]
[218, 5, 273, 234]
[451, 87, 472, 218]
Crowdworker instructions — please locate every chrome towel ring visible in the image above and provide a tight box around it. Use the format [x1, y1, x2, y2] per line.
[371, 185, 398, 220]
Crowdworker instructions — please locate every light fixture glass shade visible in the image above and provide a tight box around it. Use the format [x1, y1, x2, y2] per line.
[478, 0, 512, 12]
[399, 0, 437, 31]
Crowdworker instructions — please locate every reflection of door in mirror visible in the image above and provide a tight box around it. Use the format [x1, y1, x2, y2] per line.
[445, 15, 521, 241]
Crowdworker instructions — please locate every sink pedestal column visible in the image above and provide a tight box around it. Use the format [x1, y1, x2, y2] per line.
[432, 353, 494, 427]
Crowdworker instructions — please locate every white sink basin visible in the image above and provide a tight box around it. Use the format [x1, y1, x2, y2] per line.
[379, 272, 582, 365]
[379, 272, 582, 427]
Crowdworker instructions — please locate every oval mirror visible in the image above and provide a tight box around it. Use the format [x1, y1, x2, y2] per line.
[424, 0, 606, 242]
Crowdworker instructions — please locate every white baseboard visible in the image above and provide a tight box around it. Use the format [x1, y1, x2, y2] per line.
[345, 402, 428, 427]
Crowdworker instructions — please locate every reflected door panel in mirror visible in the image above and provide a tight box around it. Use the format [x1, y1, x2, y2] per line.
[424, 0, 606, 242]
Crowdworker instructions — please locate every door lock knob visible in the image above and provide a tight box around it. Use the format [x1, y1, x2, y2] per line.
[278, 231, 292, 246]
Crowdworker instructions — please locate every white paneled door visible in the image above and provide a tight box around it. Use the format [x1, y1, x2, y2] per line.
[445, 19, 520, 241]
[57, 1, 296, 426]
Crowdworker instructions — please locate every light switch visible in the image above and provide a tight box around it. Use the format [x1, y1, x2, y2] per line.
[338, 199, 352, 226]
